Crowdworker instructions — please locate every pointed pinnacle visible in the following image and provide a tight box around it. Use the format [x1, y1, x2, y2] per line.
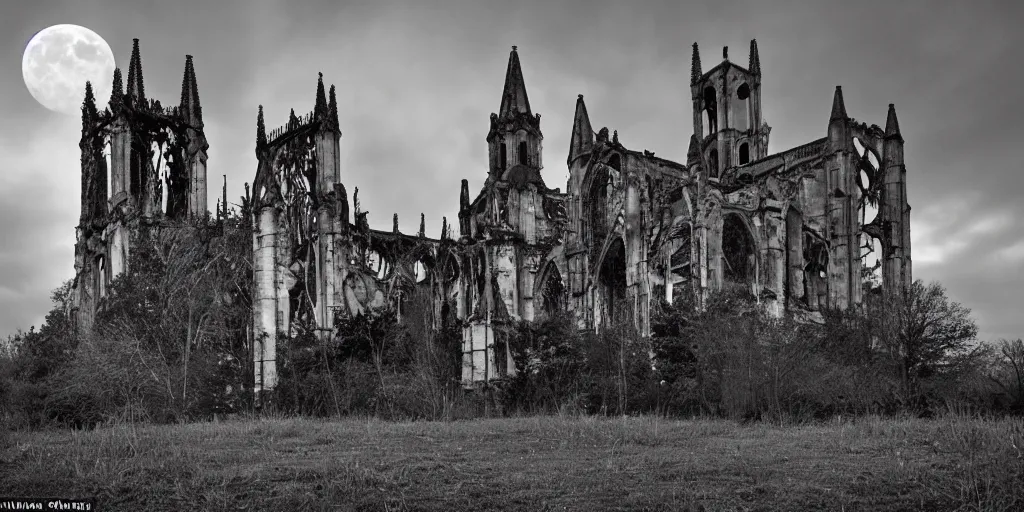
[690, 42, 702, 85]
[830, 86, 847, 121]
[393, 213, 400, 234]
[419, 213, 426, 237]
[256, 105, 267, 148]
[686, 134, 701, 163]
[179, 55, 203, 127]
[499, 45, 532, 117]
[109, 67, 123, 109]
[126, 38, 145, 105]
[288, 108, 299, 128]
[460, 179, 470, 210]
[749, 39, 761, 76]
[328, 84, 339, 130]
[441, 216, 448, 239]
[315, 72, 328, 120]
[885, 103, 902, 141]
[568, 93, 594, 166]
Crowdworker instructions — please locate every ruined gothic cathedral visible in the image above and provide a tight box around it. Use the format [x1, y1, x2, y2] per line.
[72, 40, 912, 394]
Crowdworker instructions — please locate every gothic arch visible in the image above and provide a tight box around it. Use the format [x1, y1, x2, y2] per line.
[535, 260, 566, 318]
[721, 212, 758, 291]
[596, 236, 628, 327]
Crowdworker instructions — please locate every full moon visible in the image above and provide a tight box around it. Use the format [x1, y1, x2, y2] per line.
[22, 24, 116, 116]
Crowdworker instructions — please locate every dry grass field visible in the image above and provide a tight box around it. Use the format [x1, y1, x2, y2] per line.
[1, 413, 1022, 511]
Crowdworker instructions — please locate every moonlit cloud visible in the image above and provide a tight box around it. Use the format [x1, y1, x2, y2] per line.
[1, 0, 1022, 343]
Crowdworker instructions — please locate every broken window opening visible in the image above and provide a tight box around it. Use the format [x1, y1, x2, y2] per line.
[589, 173, 609, 246]
[607, 153, 621, 172]
[414, 260, 428, 283]
[366, 250, 389, 280]
[500, 143, 507, 171]
[739, 143, 750, 165]
[803, 233, 829, 310]
[669, 224, 693, 304]
[785, 208, 804, 304]
[721, 213, 756, 290]
[599, 237, 629, 326]
[735, 83, 751, 132]
[703, 86, 718, 134]
[519, 140, 528, 166]
[103, 142, 112, 201]
[96, 255, 106, 299]
[708, 149, 719, 178]
[540, 263, 565, 318]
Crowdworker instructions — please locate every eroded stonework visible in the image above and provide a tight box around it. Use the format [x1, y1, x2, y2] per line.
[73, 40, 912, 394]
[71, 39, 212, 336]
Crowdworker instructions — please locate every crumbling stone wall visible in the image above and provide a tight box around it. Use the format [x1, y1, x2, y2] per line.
[71, 40, 910, 394]
[72, 39, 210, 336]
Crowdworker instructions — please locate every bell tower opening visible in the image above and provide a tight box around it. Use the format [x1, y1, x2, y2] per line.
[735, 83, 751, 132]
[703, 86, 718, 135]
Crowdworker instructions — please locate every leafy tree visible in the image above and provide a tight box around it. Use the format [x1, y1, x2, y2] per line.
[878, 281, 980, 396]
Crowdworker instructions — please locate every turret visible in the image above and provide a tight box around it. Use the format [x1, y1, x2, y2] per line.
[312, 74, 342, 198]
[487, 46, 543, 177]
[178, 55, 203, 129]
[881, 103, 911, 294]
[691, 39, 768, 181]
[828, 86, 849, 151]
[178, 54, 209, 219]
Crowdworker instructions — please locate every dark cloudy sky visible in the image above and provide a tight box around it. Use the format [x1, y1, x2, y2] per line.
[1, 0, 1022, 343]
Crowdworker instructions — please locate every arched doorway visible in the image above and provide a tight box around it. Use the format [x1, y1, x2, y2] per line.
[599, 237, 628, 326]
[539, 262, 565, 319]
[721, 214, 756, 293]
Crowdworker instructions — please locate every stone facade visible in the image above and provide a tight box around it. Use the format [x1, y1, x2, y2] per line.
[72, 39, 912, 394]
[71, 39, 212, 335]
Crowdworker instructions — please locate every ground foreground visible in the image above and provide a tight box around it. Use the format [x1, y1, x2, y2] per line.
[1, 414, 1022, 511]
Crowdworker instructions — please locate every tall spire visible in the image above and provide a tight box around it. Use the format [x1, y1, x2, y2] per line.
[327, 84, 339, 131]
[179, 55, 203, 128]
[690, 42, 702, 85]
[830, 86, 847, 121]
[314, 72, 328, 122]
[749, 39, 761, 76]
[568, 94, 594, 166]
[256, 105, 267, 149]
[125, 38, 145, 107]
[109, 67, 123, 111]
[885, 103, 902, 141]
[498, 46, 532, 118]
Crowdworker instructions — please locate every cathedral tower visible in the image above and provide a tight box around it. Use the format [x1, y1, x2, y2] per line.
[690, 40, 770, 180]
[487, 46, 543, 180]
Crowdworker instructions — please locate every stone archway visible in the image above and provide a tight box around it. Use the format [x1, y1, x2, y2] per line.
[721, 213, 757, 294]
[598, 237, 628, 326]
